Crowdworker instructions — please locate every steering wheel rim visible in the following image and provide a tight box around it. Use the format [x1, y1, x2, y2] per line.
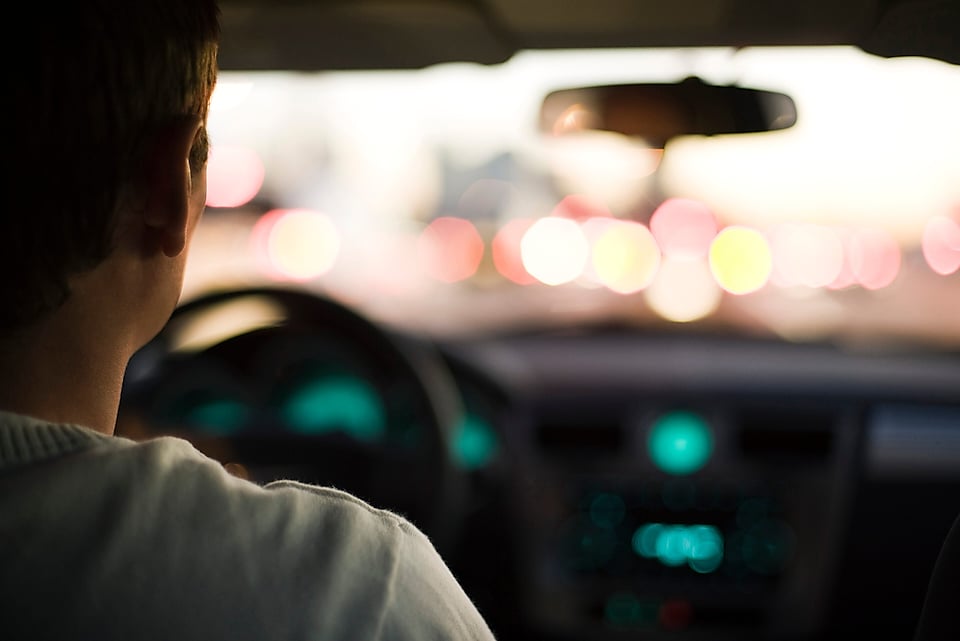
[119, 286, 467, 548]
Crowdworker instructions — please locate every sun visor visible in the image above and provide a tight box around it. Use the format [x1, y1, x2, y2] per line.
[859, 0, 960, 65]
[218, 1, 514, 71]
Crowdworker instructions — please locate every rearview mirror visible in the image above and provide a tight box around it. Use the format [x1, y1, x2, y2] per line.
[540, 77, 797, 147]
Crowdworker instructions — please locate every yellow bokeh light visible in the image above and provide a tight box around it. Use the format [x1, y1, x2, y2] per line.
[521, 217, 589, 286]
[709, 226, 772, 295]
[592, 221, 661, 294]
[263, 209, 340, 281]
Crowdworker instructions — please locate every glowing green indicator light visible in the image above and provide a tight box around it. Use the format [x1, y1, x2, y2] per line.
[647, 411, 713, 475]
[450, 414, 499, 470]
[282, 376, 386, 442]
[631, 523, 724, 573]
[185, 399, 249, 435]
[633, 523, 665, 558]
[656, 526, 690, 567]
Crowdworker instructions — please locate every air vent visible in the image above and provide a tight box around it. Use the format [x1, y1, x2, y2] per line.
[737, 407, 835, 461]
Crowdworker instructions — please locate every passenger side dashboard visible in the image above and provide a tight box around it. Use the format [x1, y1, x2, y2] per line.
[438, 329, 960, 641]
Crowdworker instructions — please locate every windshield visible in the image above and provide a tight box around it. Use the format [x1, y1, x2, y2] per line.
[189, 46, 960, 348]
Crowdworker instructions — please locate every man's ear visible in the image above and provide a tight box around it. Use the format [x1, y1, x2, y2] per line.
[141, 116, 204, 258]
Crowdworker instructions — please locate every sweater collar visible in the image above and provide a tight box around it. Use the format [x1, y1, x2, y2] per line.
[0, 410, 111, 470]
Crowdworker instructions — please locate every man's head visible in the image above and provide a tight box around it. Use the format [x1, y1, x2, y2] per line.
[6, 0, 221, 331]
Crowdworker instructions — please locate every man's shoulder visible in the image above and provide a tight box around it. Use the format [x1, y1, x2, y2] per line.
[0, 411, 415, 553]
[0, 414, 496, 640]
[96, 433, 417, 547]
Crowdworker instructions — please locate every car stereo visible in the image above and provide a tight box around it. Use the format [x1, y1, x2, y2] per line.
[508, 398, 859, 640]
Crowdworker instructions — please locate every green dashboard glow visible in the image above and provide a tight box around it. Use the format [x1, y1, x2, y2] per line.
[183, 398, 250, 434]
[647, 410, 713, 475]
[282, 375, 386, 441]
[450, 413, 498, 470]
[632, 523, 724, 573]
[175, 372, 500, 469]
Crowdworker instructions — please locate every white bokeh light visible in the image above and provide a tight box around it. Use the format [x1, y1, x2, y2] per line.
[521, 218, 590, 286]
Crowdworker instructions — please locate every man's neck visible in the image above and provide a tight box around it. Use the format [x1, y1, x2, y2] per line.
[0, 298, 133, 435]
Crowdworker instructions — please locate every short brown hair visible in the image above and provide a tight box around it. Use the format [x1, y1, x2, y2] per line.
[5, 0, 221, 328]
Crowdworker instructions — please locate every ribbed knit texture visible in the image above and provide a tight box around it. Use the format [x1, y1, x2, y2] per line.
[0, 410, 107, 469]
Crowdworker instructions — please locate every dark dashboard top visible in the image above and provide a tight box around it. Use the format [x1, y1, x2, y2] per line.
[439, 327, 960, 404]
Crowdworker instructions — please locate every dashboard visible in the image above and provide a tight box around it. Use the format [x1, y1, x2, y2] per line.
[117, 287, 960, 641]
[442, 329, 959, 640]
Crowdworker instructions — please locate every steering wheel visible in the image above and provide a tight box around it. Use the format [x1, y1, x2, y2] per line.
[118, 286, 467, 549]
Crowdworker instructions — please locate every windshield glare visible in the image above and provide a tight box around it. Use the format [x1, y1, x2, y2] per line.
[189, 46, 960, 348]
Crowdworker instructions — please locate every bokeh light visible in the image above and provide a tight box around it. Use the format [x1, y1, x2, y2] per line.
[769, 223, 844, 288]
[205, 145, 265, 208]
[182, 397, 250, 435]
[644, 258, 722, 322]
[709, 226, 773, 295]
[922, 215, 960, 276]
[592, 220, 661, 294]
[521, 217, 589, 286]
[450, 413, 499, 470]
[848, 228, 901, 290]
[648, 410, 714, 475]
[417, 216, 485, 283]
[660, 600, 694, 630]
[492, 218, 538, 285]
[633, 523, 665, 558]
[578, 217, 617, 285]
[632, 523, 724, 573]
[650, 198, 718, 259]
[251, 208, 341, 282]
[827, 233, 858, 290]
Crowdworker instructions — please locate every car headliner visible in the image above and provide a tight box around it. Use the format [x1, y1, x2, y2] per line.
[217, 0, 960, 71]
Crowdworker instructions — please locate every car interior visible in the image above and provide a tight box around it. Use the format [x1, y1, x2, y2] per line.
[115, 1, 958, 640]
